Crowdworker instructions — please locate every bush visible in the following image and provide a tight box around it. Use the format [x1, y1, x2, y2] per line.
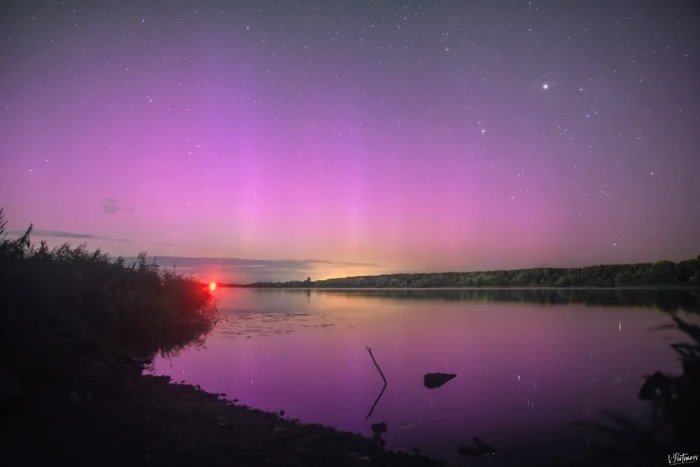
[0, 208, 219, 388]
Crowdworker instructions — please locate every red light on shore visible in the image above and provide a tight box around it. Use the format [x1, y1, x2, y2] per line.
[209, 282, 217, 291]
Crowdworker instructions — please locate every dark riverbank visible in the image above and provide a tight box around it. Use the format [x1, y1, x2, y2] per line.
[2, 364, 443, 467]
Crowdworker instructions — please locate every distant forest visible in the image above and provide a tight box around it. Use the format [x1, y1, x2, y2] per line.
[224, 256, 700, 289]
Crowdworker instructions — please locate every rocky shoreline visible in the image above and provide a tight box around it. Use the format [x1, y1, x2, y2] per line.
[1, 360, 444, 467]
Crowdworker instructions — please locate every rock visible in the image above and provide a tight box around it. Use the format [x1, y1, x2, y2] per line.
[370, 422, 387, 433]
[638, 371, 673, 401]
[458, 437, 496, 457]
[113, 352, 153, 373]
[423, 373, 457, 389]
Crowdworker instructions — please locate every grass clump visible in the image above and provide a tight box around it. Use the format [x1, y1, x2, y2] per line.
[0, 207, 219, 391]
[571, 313, 700, 466]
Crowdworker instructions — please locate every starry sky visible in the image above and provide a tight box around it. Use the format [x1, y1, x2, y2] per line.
[1, 0, 699, 283]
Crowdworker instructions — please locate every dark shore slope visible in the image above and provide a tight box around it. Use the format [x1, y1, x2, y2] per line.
[0, 212, 441, 467]
[3, 371, 442, 467]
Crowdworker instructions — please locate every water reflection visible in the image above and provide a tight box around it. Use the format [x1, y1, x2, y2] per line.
[150, 288, 700, 466]
[250, 287, 700, 313]
[365, 346, 388, 419]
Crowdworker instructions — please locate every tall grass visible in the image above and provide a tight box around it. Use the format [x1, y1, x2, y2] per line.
[0, 208, 219, 389]
[571, 313, 700, 466]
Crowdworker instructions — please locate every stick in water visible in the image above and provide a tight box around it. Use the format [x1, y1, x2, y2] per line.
[366, 345, 387, 385]
[366, 381, 387, 419]
[365, 345, 388, 419]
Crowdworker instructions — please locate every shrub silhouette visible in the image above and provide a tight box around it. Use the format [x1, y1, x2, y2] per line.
[0, 207, 219, 391]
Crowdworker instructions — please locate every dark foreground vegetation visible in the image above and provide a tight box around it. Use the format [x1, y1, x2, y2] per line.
[571, 312, 700, 467]
[0, 209, 440, 467]
[234, 256, 700, 289]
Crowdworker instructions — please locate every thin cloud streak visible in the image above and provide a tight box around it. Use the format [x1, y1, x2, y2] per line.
[6, 229, 102, 239]
[101, 198, 121, 214]
[5, 229, 131, 243]
[122, 256, 382, 283]
[142, 256, 379, 270]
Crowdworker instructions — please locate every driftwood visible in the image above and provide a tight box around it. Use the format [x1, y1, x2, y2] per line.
[365, 346, 388, 419]
[365, 346, 387, 385]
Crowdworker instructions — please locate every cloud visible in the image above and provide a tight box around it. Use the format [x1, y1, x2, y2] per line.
[5, 229, 131, 243]
[6, 229, 102, 239]
[101, 198, 132, 214]
[301, 259, 379, 268]
[121, 256, 381, 283]
[101, 197, 121, 213]
[144, 256, 378, 270]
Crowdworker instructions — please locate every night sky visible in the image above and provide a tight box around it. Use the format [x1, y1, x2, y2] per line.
[1, 0, 699, 282]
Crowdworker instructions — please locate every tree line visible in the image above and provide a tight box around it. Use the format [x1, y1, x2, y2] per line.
[232, 256, 700, 289]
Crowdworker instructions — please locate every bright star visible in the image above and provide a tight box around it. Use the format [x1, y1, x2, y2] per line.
[542, 83, 549, 90]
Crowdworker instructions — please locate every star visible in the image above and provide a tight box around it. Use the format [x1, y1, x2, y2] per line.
[1, 0, 697, 286]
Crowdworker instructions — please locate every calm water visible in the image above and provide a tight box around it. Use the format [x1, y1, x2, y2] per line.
[149, 288, 699, 466]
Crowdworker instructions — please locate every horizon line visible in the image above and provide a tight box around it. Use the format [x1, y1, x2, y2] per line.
[217, 254, 699, 284]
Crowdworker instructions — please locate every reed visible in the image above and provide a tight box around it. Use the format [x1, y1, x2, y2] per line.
[0, 208, 219, 389]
